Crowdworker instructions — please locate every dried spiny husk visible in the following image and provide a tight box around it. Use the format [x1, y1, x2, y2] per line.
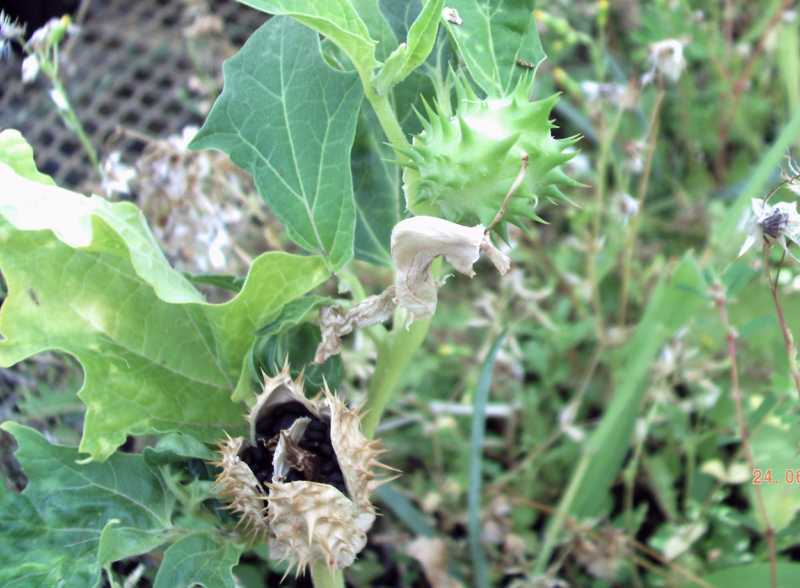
[214, 363, 389, 575]
[402, 73, 580, 231]
[213, 435, 268, 539]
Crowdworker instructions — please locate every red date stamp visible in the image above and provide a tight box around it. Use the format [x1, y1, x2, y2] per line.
[752, 468, 800, 485]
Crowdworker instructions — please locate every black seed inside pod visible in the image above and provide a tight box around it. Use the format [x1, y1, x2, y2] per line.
[239, 400, 350, 498]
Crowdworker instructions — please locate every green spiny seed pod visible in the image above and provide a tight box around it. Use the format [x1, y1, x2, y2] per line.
[402, 74, 581, 231]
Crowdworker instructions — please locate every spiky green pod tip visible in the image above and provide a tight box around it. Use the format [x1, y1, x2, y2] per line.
[402, 74, 581, 231]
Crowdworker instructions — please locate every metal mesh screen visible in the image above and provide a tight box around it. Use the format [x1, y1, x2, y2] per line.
[0, 0, 265, 190]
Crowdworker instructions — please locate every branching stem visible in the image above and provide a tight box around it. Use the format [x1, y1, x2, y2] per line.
[712, 282, 777, 588]
[618, 84, 666, 324]
[763, 244, 800, 400]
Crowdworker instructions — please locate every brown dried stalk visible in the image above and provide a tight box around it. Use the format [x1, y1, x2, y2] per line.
[711, 282, 777, 588]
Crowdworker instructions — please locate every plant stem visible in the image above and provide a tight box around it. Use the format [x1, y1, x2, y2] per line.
[532, 448, 593, 575]
[712, 282, 777, 588]
[310, 563, 344, 588]
[40, 61, 101, 175]
[587, 104, 624, 341]
[362, 312, 431, 438]
[363, 87, 411, 158]
[618, 85, 666, 325]
[763, 244, 800, 399]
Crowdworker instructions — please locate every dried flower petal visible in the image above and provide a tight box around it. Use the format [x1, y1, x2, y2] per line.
[391, 216, 510, 320]
[314, 287, 397, 363]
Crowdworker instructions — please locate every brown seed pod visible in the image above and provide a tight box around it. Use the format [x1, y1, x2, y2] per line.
[212, 363, 393, 575]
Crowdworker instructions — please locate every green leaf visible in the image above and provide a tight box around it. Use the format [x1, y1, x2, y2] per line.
[442, 0, 545, 96]
[575, 255, 707, 517]
[750, 424, 800, 532]
[375, 0, 445, 94]
[0, 137, 330, 460]
[192, 17, 363, 270]
[535, 255, 707, 573]
[0, 129, 55, 186]
[143, 432, 216, 466]
[682, 563, 800, 588]
[235, 0, 377, 77]
[256, 295, 332, 337]
[153, 531, 243, 588]
[352, 110, 401, 265]
[351, 0, 398, 61]
[0, 422, 174, 587]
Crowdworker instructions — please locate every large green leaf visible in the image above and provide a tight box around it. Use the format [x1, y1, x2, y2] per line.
[236, 0, 377, 77]
[442, 0, 545, 96]
[192, 17, 363, 270]
[0, 136, 330, 460]
[352, 110, 401, 265]
[374, 0, 445, 94]
[153, 531, 243, 588]
[0, 422, 174, 587]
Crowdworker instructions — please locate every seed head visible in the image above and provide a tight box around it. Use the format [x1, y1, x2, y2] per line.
[212, 363, 391, 575]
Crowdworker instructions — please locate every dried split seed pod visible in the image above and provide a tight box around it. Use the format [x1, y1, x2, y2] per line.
[213, 364, 391, 575]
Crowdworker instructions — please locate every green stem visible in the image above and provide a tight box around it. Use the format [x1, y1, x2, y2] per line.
[363, 87, 411, 158]
[618, 85, 666, 325]
[362, 312, 431, 438]
[310, 563, 344, 588]
[532, 449, 593, 575]
[40, 62, 101, 175]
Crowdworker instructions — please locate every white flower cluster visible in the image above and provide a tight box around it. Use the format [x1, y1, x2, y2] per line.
[103, 127, 263, 275]
[0, 10, 25, 60]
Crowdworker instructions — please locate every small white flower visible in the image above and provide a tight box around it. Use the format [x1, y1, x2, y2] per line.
[27, 18, 57, 51]
[580, 81, 634, 108]
[101, 152, 136, 196]
[21, 54, 39, 84]
[641, 38, 687, 86]
[738, 198, 800, 259]
[0, 10, 25, 41]
[614, 192, 639, 224]
[49, 87, 68, 111]
[442, 7, 462, 25]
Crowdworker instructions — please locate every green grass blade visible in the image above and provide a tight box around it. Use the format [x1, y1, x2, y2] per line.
[468, 332, 507, 588]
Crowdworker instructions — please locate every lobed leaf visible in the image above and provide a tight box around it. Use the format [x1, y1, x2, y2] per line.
[0, 422, 175, 587]
[0, 133, 330, 460]
[192, 17, 363, 270]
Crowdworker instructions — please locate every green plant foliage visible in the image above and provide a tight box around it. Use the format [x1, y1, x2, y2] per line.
[375, 0, 444, 94]
[0, 422, 174, 587]
[0, 137, 329, 460]
[235, 0, 377, 77]
[352, 110, 400, 265]
[442, 0, 545, 96]
[192, 17, 363, 270]
[153, 531, 243, 588]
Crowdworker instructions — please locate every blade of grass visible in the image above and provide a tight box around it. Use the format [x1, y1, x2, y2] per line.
[375, 484, 435, 538]
[467, 332, 507, 588]
[533, 254, 707, 574]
